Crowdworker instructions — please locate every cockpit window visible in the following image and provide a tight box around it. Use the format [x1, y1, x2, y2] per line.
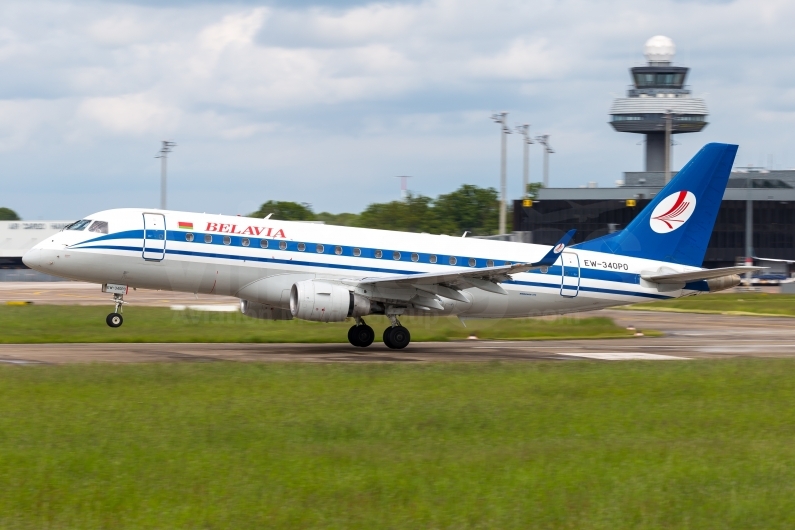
[66, 220, 92, 231]
[88, 221, 109, 234]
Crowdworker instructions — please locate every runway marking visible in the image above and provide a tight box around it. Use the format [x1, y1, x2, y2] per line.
[556, 352, 690, 361]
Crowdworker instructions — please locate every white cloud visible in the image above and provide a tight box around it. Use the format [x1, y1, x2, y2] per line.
[2, 0, 795, 217]
[77, 94, 180, 135]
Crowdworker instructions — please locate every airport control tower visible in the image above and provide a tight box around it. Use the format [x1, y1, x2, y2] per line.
[609, 36, 708, 173]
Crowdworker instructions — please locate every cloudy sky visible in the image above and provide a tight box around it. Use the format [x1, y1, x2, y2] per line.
[2, 0, 794, 220]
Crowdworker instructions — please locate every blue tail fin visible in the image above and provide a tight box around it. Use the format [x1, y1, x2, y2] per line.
[574, 143, 737, 266]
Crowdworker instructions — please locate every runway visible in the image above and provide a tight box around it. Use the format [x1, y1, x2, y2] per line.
[1, 282, 792, 364]
[0, 309, 792, 364]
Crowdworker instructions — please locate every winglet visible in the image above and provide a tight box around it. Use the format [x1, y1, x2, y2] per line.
[532, 229, 576, 267]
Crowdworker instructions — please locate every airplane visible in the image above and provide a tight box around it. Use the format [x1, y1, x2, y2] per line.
[23, 143, 763, 349]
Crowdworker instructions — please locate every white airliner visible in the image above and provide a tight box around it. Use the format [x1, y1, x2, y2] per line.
[23, 143, 761, 349]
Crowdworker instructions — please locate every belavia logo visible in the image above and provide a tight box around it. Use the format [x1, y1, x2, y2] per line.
[205, 222, 286, 238]
[649, 190, 697, 234]
[553, 243, 565, 254]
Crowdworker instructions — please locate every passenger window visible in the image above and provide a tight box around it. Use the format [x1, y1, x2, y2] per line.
[468, 258, 476, 267]
[335, 246, 343, 255]
[186, 233, 194, 242]
[223, 236, 231, 245]
[88, 221, 108, 234]
[279, 241, 287, 250]
[374, 250, 383, 259]
[487, 260, 494, 268]
[66, 220, 91, 231]
[353, 248, 361, 257]
[449, 256, 457, 265]
[316, 244, 324, 253]
[241, 238, 250, 247]
[430, 255, 437, 264]
[204, 234, 213, 243]
[260, 239, 268, 249]
[297, 243, 306, 252]
[411, 253, 419, 262]
[393, 251, 401, 260]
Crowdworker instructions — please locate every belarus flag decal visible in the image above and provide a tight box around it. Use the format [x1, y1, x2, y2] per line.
[178, 221, 194, 230]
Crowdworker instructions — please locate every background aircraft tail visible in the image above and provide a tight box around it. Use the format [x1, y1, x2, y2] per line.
[575, 142, 738, 267]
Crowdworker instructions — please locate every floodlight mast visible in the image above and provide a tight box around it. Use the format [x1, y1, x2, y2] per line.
[155, 141, 177, 210]
[515, 124, 533, 199]
[491, 112, 511, 235]
[535, 135, 554, 188]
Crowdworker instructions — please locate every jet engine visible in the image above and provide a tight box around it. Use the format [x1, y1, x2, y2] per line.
[706, 274, 741, 293]
[290, 280, 372, 322]
[239, 299, 293, 320]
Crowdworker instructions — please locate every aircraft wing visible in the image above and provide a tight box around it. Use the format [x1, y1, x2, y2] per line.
[641, 266, 766, 284]
[354, 230, 576, 296]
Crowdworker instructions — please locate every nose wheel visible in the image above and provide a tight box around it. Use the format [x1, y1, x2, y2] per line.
[106, 293, 126, 328]
[106, 313, 123, 328]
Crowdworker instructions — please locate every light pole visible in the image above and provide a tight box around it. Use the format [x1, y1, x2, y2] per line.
[535, 135, 554, 188]
[664, 110, 673, 184]
[155, 141, 176, 210]
[515, 124, 533, 198]
[745, 169, 754, 285]
[491, 112, 511, 235]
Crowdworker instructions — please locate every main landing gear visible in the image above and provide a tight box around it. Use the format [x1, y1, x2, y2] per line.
[106, 293, 126, 328]
[348, 318, 375, 347]
[347, 316, 411, 349]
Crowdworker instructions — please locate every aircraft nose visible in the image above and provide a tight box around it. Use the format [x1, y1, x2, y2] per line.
[22, 248, 41, 270]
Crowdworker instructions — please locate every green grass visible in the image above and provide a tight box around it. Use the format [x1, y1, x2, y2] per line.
[627, 292, 795, 317]
[0, 305, 644, 343]
[1, 361, 795, 528]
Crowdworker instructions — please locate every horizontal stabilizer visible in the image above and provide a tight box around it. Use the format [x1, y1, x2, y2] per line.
[642, 266, 766, 284]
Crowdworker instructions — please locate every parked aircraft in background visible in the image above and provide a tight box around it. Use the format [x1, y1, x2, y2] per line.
[23, 143, 761, 349]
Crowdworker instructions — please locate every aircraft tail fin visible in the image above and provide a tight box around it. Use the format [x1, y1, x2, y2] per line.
[574, 143, 738, 267]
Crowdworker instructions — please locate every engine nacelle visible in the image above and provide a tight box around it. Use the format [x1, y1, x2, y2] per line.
[239, 299, 293, 320]
[706, 274, 741, 293]
[289, 280, 372, 322]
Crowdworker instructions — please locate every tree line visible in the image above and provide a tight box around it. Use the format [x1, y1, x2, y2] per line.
[249, 184, 503, 236]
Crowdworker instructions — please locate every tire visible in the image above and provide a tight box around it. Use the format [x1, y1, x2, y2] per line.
[387, 326, 410, 349]
[382, 327, 394, 349]
[354, 325, 375, 348]
[348, 325, 360, 346]
[106, 313, 123, 328]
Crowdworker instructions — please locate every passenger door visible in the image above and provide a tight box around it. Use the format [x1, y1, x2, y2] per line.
[559, 252, 580, 297]
[142, 213, 167, 261]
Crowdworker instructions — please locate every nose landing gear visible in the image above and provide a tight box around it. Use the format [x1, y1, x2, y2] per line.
[106, 293, 126, 328]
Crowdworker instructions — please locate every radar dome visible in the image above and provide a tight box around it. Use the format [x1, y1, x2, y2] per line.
[644, 35, 675, 64]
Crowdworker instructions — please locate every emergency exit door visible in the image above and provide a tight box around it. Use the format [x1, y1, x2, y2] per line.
[142, 213, 167, 261]
[559, 252, 580, 297]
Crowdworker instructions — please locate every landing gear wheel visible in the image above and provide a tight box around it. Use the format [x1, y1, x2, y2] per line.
[106, 313, 123, 328]
[348, 325, 375, 347]
[384, 326, 410, 349]
[383, 327, 394, 348]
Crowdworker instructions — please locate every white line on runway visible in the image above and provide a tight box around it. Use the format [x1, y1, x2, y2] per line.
[555, 352, 690, 361]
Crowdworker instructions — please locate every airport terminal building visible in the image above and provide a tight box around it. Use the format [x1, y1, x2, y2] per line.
[513, 169, 795, 271]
